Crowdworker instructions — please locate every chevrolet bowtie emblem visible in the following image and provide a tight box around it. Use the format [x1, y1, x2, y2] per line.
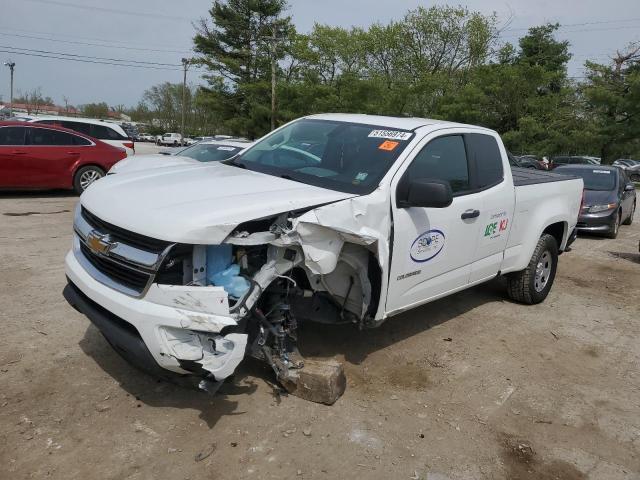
[86, 231, 117, 255]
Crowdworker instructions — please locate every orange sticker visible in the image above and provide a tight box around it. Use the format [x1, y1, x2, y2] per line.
[379, 140, 399, 151]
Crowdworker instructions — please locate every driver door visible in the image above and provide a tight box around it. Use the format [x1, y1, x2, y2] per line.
[385, 133, 483, 315]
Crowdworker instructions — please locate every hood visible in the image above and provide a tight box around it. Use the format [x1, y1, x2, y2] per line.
[583, 189, 618, 206]
[82, 162, 355, 244]
[109, 154, 199, 175]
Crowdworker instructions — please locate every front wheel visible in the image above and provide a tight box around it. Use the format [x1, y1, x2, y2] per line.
[506, 233, 558, 305]
[606, 211, 621, 238]
[623, 202, 635, 225]
[73, 165, 105, 194]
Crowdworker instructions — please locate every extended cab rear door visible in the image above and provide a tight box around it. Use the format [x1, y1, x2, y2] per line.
[466, 133, 515, 283]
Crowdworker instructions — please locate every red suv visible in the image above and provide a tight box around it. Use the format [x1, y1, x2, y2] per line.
[0, 121, 127, 193]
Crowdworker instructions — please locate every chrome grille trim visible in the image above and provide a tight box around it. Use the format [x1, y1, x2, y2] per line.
[73, 204, 175, 297]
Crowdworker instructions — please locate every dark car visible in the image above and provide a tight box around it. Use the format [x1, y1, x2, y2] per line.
[507, 152, 542, 169]
[517, 154, 548, 170]
[551, 156, 600, 169]
[0, 121, 127, 193]
[555, 165, 636, 238]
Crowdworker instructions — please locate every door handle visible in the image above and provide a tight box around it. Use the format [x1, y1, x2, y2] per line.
[11, 150, 27, 155]
[461, 209, 480, 219]
[66, 151, 80, 155]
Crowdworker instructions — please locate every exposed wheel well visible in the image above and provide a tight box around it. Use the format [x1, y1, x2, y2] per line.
[542, 222, 566, 251]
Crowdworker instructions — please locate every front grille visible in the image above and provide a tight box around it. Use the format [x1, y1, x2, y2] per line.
[82, 207, 171, 253]
[80, 242, 151, 294]
[576, 222, 587, 228]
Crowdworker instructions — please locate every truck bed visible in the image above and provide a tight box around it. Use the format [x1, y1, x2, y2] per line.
[512, 167, 578, 186]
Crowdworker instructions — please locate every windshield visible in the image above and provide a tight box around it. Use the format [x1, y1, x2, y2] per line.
[232, 119, 415, 194]
[178, 143, 243, 162]
[558, 167, 617, 191]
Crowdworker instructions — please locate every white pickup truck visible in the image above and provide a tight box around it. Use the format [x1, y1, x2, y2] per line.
[64, 114, 583, 402]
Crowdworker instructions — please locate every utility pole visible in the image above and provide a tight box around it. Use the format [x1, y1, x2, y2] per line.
[3, 61, 15, 117]
[270, 28, 277, 131]
[181, 58, 189, 145]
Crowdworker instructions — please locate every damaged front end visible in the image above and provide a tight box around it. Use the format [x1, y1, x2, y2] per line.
[67, 193, 390, 404]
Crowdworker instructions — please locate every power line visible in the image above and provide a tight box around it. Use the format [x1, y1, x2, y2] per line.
[0, 49, 184, 71]
[503, 17, 640, 32]
[17, 0, 195, 22]
[501, 24, 640, 38]
[0, 31, 193, 55]
[0, 45, 182, 67]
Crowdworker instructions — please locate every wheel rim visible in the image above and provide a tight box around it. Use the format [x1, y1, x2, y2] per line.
[534, 250, 553, 292]
[79, 169, 102, 190]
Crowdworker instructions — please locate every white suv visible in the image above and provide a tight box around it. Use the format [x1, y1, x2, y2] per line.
[158, 133, 183, 146]
[26, 115, 134, 155]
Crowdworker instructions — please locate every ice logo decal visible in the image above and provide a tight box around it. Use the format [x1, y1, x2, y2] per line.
[410, 229, 445, 262]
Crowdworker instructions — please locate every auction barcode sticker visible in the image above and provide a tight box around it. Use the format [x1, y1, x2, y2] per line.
[368, 130, 412, 141]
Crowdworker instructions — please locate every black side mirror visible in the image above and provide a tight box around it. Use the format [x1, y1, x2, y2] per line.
[625, 184, 635, 191]
[397, 178, 453, 209]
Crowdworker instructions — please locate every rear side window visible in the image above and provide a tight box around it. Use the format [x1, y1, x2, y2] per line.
[0, 127, 26, 145]
[405, 135, 470, 194]
[466, 133, 504, 188]
[60, 121, 92, 136]
[73, 135, 92, 146]
[29, 127, 74, 146]
[91, 124, 127, 140]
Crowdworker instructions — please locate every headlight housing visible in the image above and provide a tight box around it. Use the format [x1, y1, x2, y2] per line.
[587, 203, 617, 213]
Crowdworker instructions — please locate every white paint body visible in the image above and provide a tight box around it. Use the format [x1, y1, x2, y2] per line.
[65, 114, 583, 379]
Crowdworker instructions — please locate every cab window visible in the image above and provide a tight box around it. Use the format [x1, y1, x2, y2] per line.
[404, 135, 470, 194]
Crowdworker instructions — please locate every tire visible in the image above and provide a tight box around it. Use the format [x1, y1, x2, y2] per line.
[606, 211, 621, 238]
[623, 202, 635, 225]
[73, 165, 105, 194]
[507, 233, 558, 305]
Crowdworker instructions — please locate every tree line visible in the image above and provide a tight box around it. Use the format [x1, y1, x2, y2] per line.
[136, 1, 639, 161]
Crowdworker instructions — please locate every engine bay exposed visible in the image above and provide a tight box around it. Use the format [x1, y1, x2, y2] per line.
[153, 209, 384, 402]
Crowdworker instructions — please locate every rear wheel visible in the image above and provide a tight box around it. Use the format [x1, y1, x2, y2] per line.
[623, 202, 635, 225]
[606, 211, 621, 238]
[73, 166, 104, 194]
[507, 234, 558, 304]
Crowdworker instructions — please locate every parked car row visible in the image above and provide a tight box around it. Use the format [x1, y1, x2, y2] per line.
[0, 121, 126, 193]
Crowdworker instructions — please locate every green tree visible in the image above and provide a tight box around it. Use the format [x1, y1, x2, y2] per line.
[193, 0, 292, 138]
[80, 102, 110, 118]
[581, 44, 640, 162]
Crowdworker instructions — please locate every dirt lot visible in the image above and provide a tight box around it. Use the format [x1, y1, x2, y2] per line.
[1, 192, 639, 480]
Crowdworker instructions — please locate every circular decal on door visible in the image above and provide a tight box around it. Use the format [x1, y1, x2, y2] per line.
[410, 229, 445, 263]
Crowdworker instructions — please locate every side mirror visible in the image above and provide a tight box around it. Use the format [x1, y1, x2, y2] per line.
[397, 178, 453, 209]
[625, 184, 635, 191]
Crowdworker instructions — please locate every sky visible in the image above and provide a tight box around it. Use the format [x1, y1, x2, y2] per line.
[1, 0, 639, 108]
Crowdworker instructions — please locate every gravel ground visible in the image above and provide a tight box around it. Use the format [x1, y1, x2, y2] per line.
[0, 190, 639, 480]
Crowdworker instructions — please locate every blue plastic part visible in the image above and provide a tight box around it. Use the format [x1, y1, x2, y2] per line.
[205, 245, 250, 299]
[206, 244, 232, 285]
[211, 264, 251, 299]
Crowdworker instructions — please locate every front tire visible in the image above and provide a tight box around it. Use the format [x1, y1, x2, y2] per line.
[507, 234, 558, 305]
[623, 202, 635, 225]
[73, 166, 104, 194]
[606, 211, 621, 238]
